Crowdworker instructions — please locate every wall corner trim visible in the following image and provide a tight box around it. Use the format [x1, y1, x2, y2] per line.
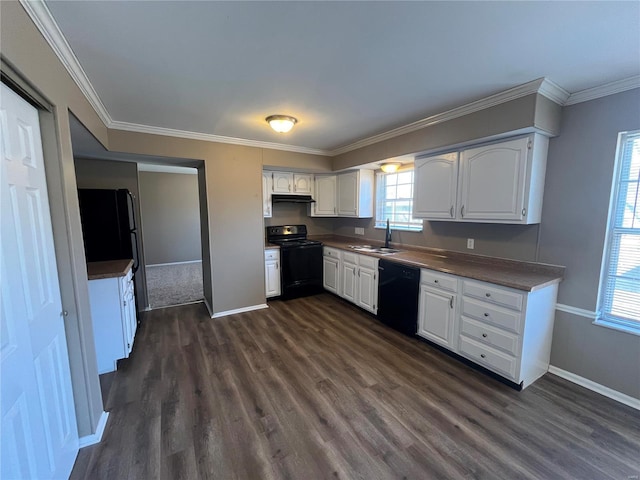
[548, 366, 640, 411]
[203, 298, 214, 318]
[212, 303, 268, 319]
[78, 411, 109, 448]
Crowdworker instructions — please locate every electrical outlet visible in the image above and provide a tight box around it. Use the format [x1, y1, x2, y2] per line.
[355, 227, 365, 235]
[467, 238, 475, 249]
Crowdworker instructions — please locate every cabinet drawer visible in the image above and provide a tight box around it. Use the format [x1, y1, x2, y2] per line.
[421, 269, 457, 292]
[460, 316, 520, 356]
[459, 336, 518, 381]
[461, 297, 521, 333]
[358, 254, 377, 270]
[323, 247, 341, 258]
[342, 252, 358, 265]
[462, 280, 523, 311]
[265, 248, 280, 261]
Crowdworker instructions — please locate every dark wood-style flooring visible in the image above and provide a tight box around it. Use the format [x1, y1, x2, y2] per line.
[71, 293, 640, 479]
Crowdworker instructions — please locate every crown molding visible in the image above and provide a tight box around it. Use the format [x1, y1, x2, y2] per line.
[565, 75, 640, 106]
[20, 0, 639, 159]
[329, 78, 566, 156]
[110, 121, 329, 156]
[19, 0, 113, 127]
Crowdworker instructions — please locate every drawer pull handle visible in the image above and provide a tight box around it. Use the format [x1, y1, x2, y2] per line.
[484, 313, 489, 317]
[480, 353, 486, 359]
[485, 293, 491, 298]
[482, 333, 487, 338]
[434, 279, 439, 283]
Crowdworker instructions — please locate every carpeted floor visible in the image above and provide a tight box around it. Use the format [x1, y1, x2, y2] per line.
[145, 261, 203, 308]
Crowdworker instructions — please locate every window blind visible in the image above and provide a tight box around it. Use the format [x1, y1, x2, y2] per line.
[599, 131, 640, 330]
[375, 170, 423, 231]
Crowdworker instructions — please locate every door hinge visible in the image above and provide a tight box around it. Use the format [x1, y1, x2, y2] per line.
[522, 208, 526, 217]
[528, 140, 532, 150]
[123, 300, 127, 306]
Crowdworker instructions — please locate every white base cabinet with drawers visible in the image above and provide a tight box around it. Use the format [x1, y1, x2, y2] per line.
[88, 268, 137, 374]
[265, 248, 281, 298]
[418, 269, 558, 388]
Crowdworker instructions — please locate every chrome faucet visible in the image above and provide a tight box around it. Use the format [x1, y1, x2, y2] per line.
[385, 219, 392, 248]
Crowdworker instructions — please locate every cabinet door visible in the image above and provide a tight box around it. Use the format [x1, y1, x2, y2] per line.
[458, 137, 529, 221]
[123, 285, 136, 356]
[341, 260, 357, 303]
[357, 265, 378, 314]
[293, 174, 313, 194]
[265, 259, 281, 298]
[418, 285, 456, 349]
[313, 175, 337, 216]
[413, 152, 459, 219]
[337, 171, 358, 216]
[262, 172, 272, 217]
[323, 256, 340, 294]
[272, 172, 293, 193]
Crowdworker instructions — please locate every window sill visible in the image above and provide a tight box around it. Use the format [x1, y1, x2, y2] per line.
[593, 318, 640, 337]
[374, 226, 423, 233]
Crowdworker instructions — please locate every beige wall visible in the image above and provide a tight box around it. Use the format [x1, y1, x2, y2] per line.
[139, 171, 201, 265]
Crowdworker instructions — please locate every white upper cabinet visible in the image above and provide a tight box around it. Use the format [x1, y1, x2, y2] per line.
[413, 152, 459, 219]
[413, 134, 549, 224]
[293, 173, 313, 194]
[269, 171, 313, 195]
[272, 171, 293, 193]
[337, 170, 374, 218]
[262, 172, 272, 218]
[312, 175, 337, 216]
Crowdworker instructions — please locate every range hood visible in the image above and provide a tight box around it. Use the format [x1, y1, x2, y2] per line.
[271, 194, 316, 204]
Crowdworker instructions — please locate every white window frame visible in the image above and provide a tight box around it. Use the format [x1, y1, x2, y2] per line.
[375, 168, 423, 232]
[595, 130, 640, 336]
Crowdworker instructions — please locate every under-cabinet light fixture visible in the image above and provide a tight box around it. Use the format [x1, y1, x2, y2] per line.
[380, 162, 401, 173]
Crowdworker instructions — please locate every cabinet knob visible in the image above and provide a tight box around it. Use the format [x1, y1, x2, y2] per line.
[434, 279, 439, 283]
[485, 293, 491, 298]
[60, 310, 68, 317]
[480, 353, 486, 359]
[482, 333, 487, 338]
[484, 312, 489, 317]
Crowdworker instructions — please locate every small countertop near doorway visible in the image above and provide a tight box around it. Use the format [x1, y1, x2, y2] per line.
[87, 259, 134, 280]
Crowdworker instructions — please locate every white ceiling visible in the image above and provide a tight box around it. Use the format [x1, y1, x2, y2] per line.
[46, 1, 640, 153]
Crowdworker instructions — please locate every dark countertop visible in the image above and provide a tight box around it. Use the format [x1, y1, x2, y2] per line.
[311, 235, 564, 292]
[87, 259, 134, 280]
[265, 243, 280, 249]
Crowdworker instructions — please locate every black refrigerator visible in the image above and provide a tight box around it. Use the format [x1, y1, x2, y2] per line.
[78, 188, 141, 316]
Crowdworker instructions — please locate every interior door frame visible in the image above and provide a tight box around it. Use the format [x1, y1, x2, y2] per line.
[1, 60, 105, 441]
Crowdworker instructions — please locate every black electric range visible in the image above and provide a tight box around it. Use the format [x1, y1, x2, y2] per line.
[266, 225, 323, 299]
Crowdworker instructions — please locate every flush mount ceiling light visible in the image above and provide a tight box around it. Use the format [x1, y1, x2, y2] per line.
[380, 162, 401, 173]
[266, 115, 297, 133]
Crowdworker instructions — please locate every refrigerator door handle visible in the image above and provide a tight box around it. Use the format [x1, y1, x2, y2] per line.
[131, 229, 140, 273]
[126, 190, 137, 231]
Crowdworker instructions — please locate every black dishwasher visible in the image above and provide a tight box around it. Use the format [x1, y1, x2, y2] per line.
[377, 259, 420, 335]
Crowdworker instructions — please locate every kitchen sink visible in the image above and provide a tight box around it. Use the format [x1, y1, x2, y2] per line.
[348, 245, 402, 255]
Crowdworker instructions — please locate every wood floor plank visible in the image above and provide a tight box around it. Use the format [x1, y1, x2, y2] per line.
[71, 294, 640, 480]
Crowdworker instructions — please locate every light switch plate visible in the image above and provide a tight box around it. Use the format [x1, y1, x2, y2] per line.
[467, 238, 475, 249]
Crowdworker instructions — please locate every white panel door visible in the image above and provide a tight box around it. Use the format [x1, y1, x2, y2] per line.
[322, 256, 339, 294]
[292, 173, 312, 194]
[262, 172, 272, 217]
[357, 265, 378, 314]
[458, 137, 529, 221]
[413, 152, 459, 219]
[337, 171, 358, 216]
[271, 172, 292, 193]
[417, 285, 456, 349]
[341, 261, 357, 303]
[0, 83, 78, 479]
[313, 175, 337, 216]
[265, 259, 281, 298]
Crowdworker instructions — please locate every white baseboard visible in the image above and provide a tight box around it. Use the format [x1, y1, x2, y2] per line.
[78, 411, 109, 448]
[146, 260, 202, 267]
[212, 303, 268, 319]
[555, 303, 597, 319]
[548, 366, 640, 410]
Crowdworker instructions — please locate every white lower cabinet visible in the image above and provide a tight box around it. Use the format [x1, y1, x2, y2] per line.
[88, 268, 137, 374]
[418, 270, 458, 349]
[265, 248, 281, 298]
[418, 271, 557, 388]
[322, 247, 340, 294]
[325, 248, 378, 314]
